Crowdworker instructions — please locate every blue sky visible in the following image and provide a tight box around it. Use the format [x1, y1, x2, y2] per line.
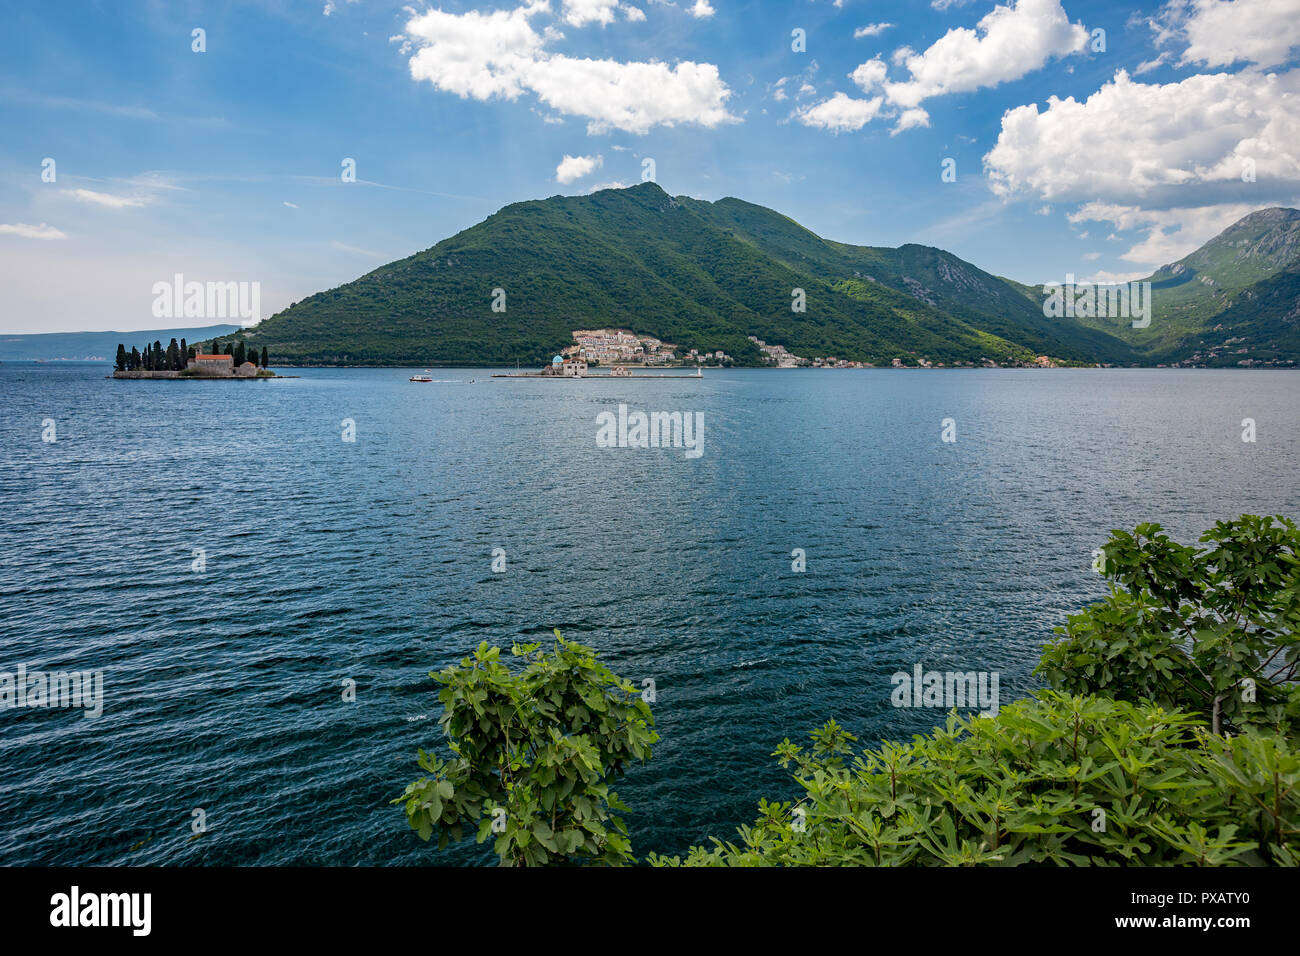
[2, 0, 1298, 333]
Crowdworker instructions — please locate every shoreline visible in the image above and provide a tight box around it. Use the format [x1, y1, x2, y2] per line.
[109, 370, 287, 380]
[3, 359, 1294, 372]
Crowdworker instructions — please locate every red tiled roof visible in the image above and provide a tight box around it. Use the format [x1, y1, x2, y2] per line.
[194, 354, 232, 361]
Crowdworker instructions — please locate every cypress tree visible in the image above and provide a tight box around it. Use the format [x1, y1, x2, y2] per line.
[130, 346, 141, 370]
[115, 344, 127, 372]
[234, 341, 246, 365]
[260, 346, 269, 368]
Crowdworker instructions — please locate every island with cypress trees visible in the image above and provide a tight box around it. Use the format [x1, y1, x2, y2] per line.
[111, 337, 278, 379]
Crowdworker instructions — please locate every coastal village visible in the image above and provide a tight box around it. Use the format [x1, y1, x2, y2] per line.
[556, 328, 1062, 372]
[746, 334, 1060, 369]
[565, 329, 731, 367]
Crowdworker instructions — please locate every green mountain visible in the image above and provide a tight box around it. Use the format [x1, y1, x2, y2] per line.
[1, 324, 240, 362]
[1049, 207, 1300, 365]
[241, 184, 1297, 368]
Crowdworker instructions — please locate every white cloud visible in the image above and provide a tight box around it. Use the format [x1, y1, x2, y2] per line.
[556, 153, 604, 183]
[849, 57, 887, 92]
[0, 222, 66, 240]
[587, 180, 630, 192]
[793, 92, 883, 133]
[1152, 0, 1300, 69]
[63, 188, 148, 209]
[402, 4, 736, 134]
[1067, 201, 1265, 266]
[402, 5, 546, 101]
[890, 107, 930, 134]
[984, 69, 1300, 201]
[884, 0, 1088, 109]
[563, 0, 621, 27]
[854, 23, 893, 39]
[812, 0, 1088, 137]
[689, 0, 715, 18]
[987, 64, 1300, 269]
[283, 201, 299, 208]
[931, 0, 974, 9]
[624, 5, 646, 21]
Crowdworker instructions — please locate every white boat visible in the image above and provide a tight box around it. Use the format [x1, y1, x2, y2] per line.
[410, 371, 434, 382]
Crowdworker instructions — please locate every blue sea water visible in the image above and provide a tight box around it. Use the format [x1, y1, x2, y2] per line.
[0, 363, 1297, 865]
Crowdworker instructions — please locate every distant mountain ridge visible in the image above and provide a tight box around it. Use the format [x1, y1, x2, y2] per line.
[0, 324, 241, 362]
[1057, 207, 1300, 365]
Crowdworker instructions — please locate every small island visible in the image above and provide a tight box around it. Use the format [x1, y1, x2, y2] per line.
[111, 337, 278, 379]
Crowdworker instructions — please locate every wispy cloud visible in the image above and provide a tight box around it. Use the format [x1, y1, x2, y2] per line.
[63, 188, 149, 209]
[0, 87, 159, 119]
[0, 222, 67, 240]
[0, 88, 231, 128]
[289, 175, 485, 202]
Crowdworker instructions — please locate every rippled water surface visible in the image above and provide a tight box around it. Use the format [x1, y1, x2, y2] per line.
[1, 364, 1296, 864]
